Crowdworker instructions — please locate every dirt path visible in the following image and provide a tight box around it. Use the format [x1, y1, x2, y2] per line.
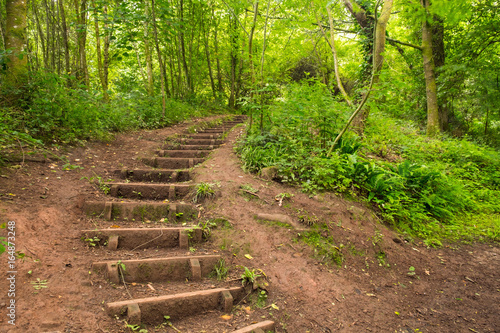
[0, 116, 498, 333]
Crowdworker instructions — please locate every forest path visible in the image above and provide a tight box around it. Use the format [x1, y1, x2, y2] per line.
[0, 115, 498, 333]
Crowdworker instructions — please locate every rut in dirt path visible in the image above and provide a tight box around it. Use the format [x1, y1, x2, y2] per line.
[79, 116, 276, 332]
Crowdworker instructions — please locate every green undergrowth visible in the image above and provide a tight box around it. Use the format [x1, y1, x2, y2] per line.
[296, 224, 344, 266]
[236, 81, 500, 245]
[0, 72, 229, 163]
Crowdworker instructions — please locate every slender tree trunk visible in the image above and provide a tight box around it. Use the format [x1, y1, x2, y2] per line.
[74, 0, 89, 87]
[133, 42, 148, 89]
[58, 0, 70, 75]
[168, 51, 176, 97]
[143, 0, 154, 96]
[187, 0, 195, 94]
[342, 0, 374, 79]
[92, 0, 109, 101]
[228, 15, 238, 109]
[328, 0, 393, 152]
[175, 39, 183, 95]
[179, 0, 191, 92]
[432, 16, 448, 131]
[317, 8, 352, 106]
[213, 14, 224, 98]
[248, 1, 259, 88]
[0, 9, 6, 49]
[56, 0, 61, 75]
[50, 0, 56, 71]
[259, 1, 271, 131]
[33, 2, 47, 70]
[202, 14, 216, 99]
[5, 0, 28, 87]
[421, 0, 439, 136]
[372, 0, 392, 82]
[151, 0, 166, 117]
[29, 15, 40, 71]
[103, 5, 110, 97]
[43, 0, 51, 69]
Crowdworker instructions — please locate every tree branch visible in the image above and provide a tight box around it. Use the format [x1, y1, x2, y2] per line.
[386, 37, 422, 50]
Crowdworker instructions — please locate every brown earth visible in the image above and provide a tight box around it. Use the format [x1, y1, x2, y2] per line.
[0, 116, 498, 333]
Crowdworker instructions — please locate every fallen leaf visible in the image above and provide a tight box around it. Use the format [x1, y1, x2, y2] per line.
[366, 293, 376, 297]
[271, 304, 279, 310]
[110, 225, 121, 228]
[220, 314, 232, 320]
[244, 254, 253, 260]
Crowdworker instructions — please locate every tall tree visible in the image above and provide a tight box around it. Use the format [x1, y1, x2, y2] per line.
[151, 0, 167, 117]
[74, 0, 89, 87]
[421, 0, 439, 136]
[5, 0, 28, 87]
[143, 0, 154, 96]
[58, 0, 70, 76]
[92, 0, 109, 101]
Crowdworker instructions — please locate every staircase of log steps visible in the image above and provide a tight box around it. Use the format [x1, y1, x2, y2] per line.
[81, 116, 275, 332]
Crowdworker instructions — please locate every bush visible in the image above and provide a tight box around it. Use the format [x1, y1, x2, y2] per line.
[0, 72, 220, 147]
[237, 81, 500, 243]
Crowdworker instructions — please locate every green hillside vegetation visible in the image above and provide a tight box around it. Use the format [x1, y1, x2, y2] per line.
[237, 81, 499, 244]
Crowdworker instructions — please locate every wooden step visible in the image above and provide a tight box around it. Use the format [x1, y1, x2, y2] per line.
[155, 150, 211, 158]
[108, 183, 192, 200]
[81, 227, 201, 250]
[140, 157, 204, 169]
[93, 255, 221, 283]
[106, 287, 244, 325]
[184, 133, 222, 139]
[161, 144, 217, 150]
[112, 169, 192, 183]
[167, 138, 224, 145]
[82, 201, 197, 222]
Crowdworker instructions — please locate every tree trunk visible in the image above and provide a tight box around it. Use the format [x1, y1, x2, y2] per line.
[179, 0, 191, 92]
[151, 0, 166, 118]
[58, 0, 70, 76]
[328, 0, 393, 153]
[5, 0, 28, 87]
[0, 9, 6, 49]
[43, 0, 51, 69]
[32, 2, 47, 70]
[248, 1, 259, 88]
[317, 7, 352, 106]
[373, 0, 392, 80]
[259, 1, 271, 131]
[431, 15, 448, 131]
[213, 14, 224, 98]
[50, 0, 56, 71]
[92, 0, 109, 101]
[228, 15, 238, 109]
[202, 13, 216, 99]
[133, 42, 148, 87]
[421, 0, 440, 136]
[144, 0, 154, 96]
[103, 5, 110, 98]
[342, 0, 374, 79]
[74, 0, 89, 87]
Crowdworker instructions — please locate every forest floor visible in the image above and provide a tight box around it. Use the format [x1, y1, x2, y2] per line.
[0, 116, 498, 333]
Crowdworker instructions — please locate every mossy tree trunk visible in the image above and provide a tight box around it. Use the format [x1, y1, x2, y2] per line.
[421, 0, 440, 136]
[5, 0, 28, 87]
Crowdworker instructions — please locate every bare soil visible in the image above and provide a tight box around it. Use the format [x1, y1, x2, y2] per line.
[0, 116, 498, 333]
